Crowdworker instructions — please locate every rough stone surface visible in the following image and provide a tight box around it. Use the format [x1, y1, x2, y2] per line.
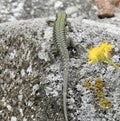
[0, 16, 120, 121]
[0, 0, 120, 121]
[1, 0, 120, 23]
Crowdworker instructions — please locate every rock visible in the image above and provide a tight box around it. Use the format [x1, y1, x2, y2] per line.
[0, 16, 120, 121]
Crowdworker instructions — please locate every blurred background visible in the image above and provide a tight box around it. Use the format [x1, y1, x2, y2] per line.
[0, 0, 99, 23]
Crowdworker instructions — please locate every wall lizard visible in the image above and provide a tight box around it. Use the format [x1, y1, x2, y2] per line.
[54, 12, 69, 121]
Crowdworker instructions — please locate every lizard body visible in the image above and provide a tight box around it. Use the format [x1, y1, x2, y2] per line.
[54, 12, 69, 121]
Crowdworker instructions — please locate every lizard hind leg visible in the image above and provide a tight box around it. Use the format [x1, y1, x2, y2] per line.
[66, 21, 81, 57]
[48, 44, 60, 63]
[66, 37, 80, 57]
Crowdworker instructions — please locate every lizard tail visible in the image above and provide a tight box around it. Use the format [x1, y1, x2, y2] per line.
[63, 64, 69, 121]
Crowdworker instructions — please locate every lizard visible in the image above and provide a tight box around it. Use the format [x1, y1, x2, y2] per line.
[53, 12, 69, 121]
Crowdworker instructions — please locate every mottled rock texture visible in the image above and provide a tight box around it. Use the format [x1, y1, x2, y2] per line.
[0, 17, 120, 121]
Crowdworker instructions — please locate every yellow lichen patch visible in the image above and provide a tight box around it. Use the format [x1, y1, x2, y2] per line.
[87, 42, 112, 64]
[94, 78, 112, 111]
[98, 97, 112, 111]
[94, 78, 105, 91]
[84, 79, 91, 89]
[87, 42, 120, 70]
[84, 77, 112, 111]
[96, 89, 104, 98]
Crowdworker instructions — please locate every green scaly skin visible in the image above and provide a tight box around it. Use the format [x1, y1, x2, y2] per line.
[54, 12, 69, 121]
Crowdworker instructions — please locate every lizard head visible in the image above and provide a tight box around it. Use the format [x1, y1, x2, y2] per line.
[56, 12, 67, 21]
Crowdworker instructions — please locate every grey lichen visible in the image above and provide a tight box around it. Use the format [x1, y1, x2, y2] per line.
[0, 16, 120, 121]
